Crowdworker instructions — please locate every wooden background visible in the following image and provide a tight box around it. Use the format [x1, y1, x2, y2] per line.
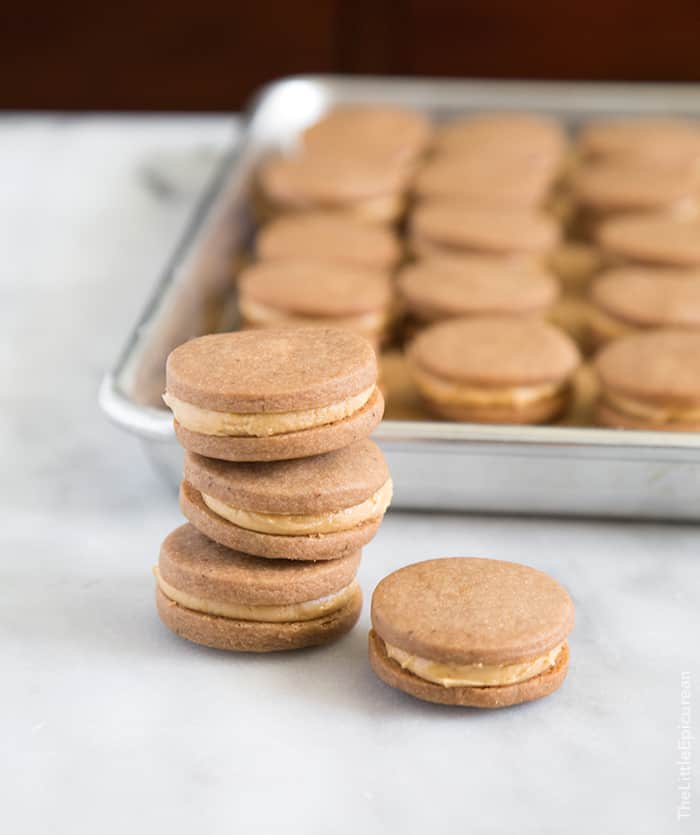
[4, 0, 700, 110]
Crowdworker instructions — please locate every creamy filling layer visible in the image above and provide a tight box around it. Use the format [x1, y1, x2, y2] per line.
[162, 386, 375, 437]
[604, 392, 700, 423]
[347, 193, 405, 224]
[411, 366, 563, 407]
[201, 478, 393, 535]
[589, 307, 637, 343]
[385, 640, 565, 687]
[238, 297, 387, 335]
[155, 566, 358, 623]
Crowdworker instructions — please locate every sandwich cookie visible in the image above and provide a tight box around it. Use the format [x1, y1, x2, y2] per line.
[410, 201, 560, 265]
[570, 162, 698, 236]
[577, 118, 700, 170]
[412, 153, 557, 209]
[258, 150, 410, 224]
[369, 557, 574, 708]
[595, 330, 700, 430]
[255, 211, 402, 271]
[407, 316, 580, 424]
[301, 105, 433, 167]
[589, 268, 700, 346]
[180, 439, 392, 560]
[237, 260, 393, 347]
[155, 524, 362, 652]
[164, 328, 383, 461]
[434, 112, 567, 165]
[397, 257, 559, 325]
[598, 216, 700, 269]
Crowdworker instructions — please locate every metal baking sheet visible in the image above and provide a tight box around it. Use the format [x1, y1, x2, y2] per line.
[100, 75, 700, 521]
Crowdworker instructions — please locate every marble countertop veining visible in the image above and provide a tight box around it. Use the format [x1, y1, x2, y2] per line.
[1, 116, 698, 835]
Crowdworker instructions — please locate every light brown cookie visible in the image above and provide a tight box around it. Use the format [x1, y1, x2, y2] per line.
[577, 118, 700, 169]
[589, 267, 700, 346]
[434, 112, 567, 163]
[411, 153, 557, 208]
[369, 557, 574, 708]
[179, 440, 392, 560]
[164, 328, 383, 461]
[237, 260, 393, 345]
[155, 524, 363, 652]
[258, 150, 410, 224]
[410, 201, 560, 263]
[397, 257, 559, 324]
[301, 105, 433, 166]
[598, 216, 700, 269]
[407, 316, 580, 424]
[255, 211, 402, 270]
[594, 329, 700, 430]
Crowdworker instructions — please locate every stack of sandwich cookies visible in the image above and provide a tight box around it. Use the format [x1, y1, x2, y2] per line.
[159, 326, 392, 652]
[369, 557, 574, 708]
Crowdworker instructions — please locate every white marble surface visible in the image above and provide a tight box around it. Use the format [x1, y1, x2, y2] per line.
[2, 116, 698, 835]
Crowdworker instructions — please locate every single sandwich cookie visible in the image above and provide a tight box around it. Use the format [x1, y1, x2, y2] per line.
[164, 328, 383, 461]
[410, 201, 560, 265]
[434, 112, 567, 164]
[301, 105, 433, 166]
[594, 330, 700, 431]
[397, 258, 559, 325]
[577, 118, 700, 169]
[258, 150, 410, 224]
[598, 216, 700, 269]
[180, 439, 392, 560]
[369, 557, 574, 708]
[237, 260, 393, 346]
[570, 162, 698, 236]
[255, 211, 402, 271]
[407, 316, 580, 424]
[411, 153, 557, 208]
[155, 524, 362, 652]
[589, 268, 700, 346]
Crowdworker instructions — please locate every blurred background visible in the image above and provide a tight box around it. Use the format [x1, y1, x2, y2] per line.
[5, 0, 700, 111]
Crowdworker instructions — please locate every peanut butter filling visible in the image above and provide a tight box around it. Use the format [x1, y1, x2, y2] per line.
[162, 385, 375, 437]
[238, 297, 387, 335]
[589, 307, 637, 344]
[411, 365, 563, 408]
[154, 567, 358, 623]
[604, 392, 700, 423]
[385, 640, 565, 687]
[201, 478, 393, 536]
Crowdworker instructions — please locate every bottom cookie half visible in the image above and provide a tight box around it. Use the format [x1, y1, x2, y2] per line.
[368, 630, 569, 708]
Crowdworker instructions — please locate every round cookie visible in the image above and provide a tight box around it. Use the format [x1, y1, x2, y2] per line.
[180, 439, 392, 560]
[397, 258, 559, 324]
[598, 216, 700, 269]
[369, 557, 574, 708]
[155, 524, 362, 652]
[571, 162, 697, 215]
[258, 150, 410, 224]
[594, 329, 700, 431]
[407, 316, 580, 424]
[255, 211, 402, 270]
[163, 328, 384, 461]
[577, 118, 700, 168]
[237, 260, 393, 345]
[434, 112, 566, 163]
[301, 105, 433, 165]
[411, 154, 556, 208]
[589, 268, 700, 346]
[410, 201, 560, 263]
